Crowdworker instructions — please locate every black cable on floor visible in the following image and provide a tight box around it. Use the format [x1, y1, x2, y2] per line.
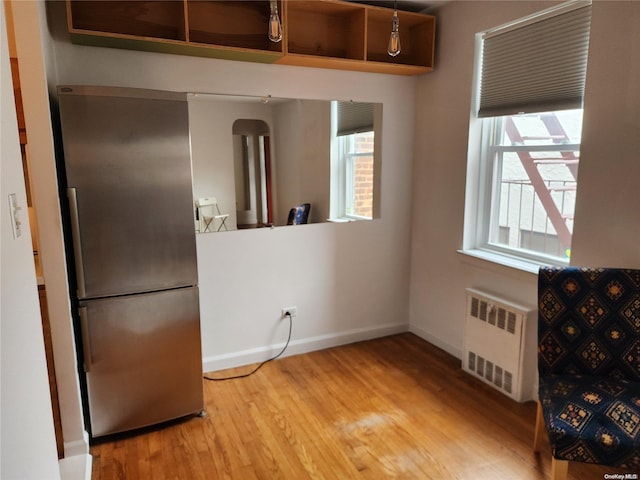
[203, 312, 293, 381]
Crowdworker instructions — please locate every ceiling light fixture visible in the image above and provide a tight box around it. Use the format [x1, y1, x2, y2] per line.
[268, 0, 283, 43]
[387, 0, 401, 57]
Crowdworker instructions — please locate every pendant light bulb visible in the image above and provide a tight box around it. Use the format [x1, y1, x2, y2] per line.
[387, 6, 401, 57]
[269, 1, 283, 43]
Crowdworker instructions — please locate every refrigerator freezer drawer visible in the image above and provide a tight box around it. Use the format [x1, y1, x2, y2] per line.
[79, 287, 204, 438]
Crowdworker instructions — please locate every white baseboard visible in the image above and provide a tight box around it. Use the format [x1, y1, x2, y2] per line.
[408, 324, 462, 360]
[59, 453, 92, 480]
[203, 322, 409, 373]
[63, 430, 89, 457]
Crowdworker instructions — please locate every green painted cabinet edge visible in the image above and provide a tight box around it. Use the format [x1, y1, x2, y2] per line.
[69, 33, 282, 64]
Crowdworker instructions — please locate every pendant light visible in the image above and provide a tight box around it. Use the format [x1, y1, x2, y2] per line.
[387, 0, 401, 57]
[268, 0, 283, 43]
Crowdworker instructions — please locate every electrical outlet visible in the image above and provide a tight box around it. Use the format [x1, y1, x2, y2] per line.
[281, 306, 297, 318]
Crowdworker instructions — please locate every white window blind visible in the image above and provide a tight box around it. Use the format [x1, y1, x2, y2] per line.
[337, 101, 374, 136]
[478, 1, 592, 118]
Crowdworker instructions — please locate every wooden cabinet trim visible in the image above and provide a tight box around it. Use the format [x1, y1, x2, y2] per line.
[66, 0, 435, 76]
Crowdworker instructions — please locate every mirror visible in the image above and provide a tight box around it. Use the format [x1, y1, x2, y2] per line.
[233, 120, 272, 228]
[188, 93, 381, 232]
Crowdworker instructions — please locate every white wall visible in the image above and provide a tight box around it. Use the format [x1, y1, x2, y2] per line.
[410, 1, 640, 359]
[571, 1, 640, 267]
[0, 4, 61, 479]
[273, 99, 332, 225]
[44, 1, 416, 384]
[9, 0, 89, 461]
[295, 100, 332, 224]
[273, 101, 304, 223]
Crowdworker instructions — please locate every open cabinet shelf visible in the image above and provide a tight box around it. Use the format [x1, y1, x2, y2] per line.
[284, 1, 365, 59]
[187, 1, 283, 53]
[68, 1, 187, 41]
[66, 0, 435, 75]
[366, 7, 435, 68]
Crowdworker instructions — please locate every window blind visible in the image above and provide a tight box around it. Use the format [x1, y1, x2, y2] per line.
[478, 1, 592, 118]
[337, 101, 374, 136]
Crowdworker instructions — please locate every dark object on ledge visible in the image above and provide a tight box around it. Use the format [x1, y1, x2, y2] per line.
[286, 203, 311, 225]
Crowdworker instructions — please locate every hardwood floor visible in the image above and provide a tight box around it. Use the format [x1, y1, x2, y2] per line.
[91, 333, 635, 479]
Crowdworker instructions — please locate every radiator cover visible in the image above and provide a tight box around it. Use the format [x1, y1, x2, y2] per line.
[462, 288, 537, 402]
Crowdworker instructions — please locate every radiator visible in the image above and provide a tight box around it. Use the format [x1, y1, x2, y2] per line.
[462, 288, 537, 402]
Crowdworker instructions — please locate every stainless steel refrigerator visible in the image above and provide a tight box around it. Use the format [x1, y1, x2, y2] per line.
[57, 85, 204, 438]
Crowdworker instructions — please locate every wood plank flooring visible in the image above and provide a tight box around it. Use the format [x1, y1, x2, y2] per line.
[90, 333, 636, 479]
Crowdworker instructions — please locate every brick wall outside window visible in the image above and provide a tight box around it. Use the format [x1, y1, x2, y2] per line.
[353, 135, 374, 218]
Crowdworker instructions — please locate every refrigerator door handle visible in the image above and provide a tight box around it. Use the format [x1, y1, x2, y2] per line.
[79, 306, 93, 372]
[67, 187, 87, 299]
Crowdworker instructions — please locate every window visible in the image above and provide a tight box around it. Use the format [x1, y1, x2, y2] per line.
[338, 131, 374, 219]
[331, 101, 375, 220]
[483, 109, 582, 260]
[465, 1, 591, 265]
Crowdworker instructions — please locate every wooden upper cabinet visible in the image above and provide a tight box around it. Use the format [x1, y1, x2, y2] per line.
[187, 1, 283, 53]
[366, 8, 435, 69]
[284, 1, 365, 59]
[68, 1, 187, 41]
[66, 0, 435, 75]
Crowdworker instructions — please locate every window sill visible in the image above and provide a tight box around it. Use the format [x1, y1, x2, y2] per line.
[457, 248, 555, 275]
[327, 217, 372, 223]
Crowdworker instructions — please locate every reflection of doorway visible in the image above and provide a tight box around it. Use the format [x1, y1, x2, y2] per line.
[232, 120, 273, 228]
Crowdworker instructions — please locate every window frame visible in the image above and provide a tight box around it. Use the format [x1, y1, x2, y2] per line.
[330, 100, 376, 222]
[471, 113, 581, 266]
[465, 39, 587, 268]
[339, 132, 374, 221]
